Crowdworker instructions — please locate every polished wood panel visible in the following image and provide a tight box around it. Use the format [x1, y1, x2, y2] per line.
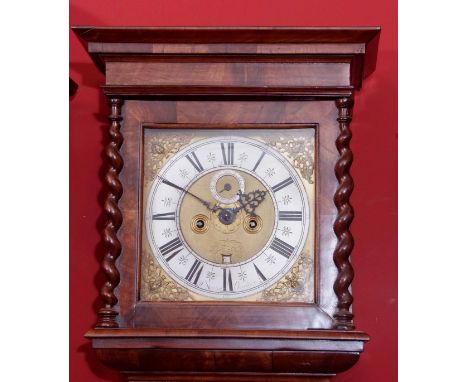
[106, 62, 350, 87]
[94, 349, 360, 373]
[133, 302, 332, 330]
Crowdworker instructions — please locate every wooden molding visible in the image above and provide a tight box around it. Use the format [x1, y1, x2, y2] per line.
[72, 26, 380, 89]
[72, 26, 380, 44]
[87, 329, 369, 380]
[101, 85, 354, 99]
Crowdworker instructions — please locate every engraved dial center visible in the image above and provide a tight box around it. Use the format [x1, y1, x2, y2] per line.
[179, 169, 275, 265]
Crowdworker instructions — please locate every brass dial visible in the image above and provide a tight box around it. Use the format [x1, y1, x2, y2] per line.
[178, 169, 275, 265]
[145, 135, 311, 299]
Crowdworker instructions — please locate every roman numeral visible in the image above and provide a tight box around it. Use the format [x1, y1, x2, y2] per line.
[270, 237, 295, 259]
[223, 268, 234, 291]
[159, 237, 184, 261]
[185, 259, 203, 284]
[152, 212, 175, 220]
[252, 151, 265, 172]
[185, 152, 204, 173]
[278, 211, 302, 221]
[193, 266, 203, 285]
[221, 142, 234, 165]
[272, 177, 294, 193]
[253, 263, 266, 282]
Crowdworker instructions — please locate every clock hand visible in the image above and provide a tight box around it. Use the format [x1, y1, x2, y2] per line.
[236, 189, 267, 216]
[157, 176, 220, 212]
[218, 183, 232, 193]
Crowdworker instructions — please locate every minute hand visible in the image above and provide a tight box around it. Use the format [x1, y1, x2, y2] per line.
[158, 176, 218, 212]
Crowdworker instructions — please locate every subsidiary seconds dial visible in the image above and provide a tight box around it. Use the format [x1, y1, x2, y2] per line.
[146, 136, 310, 299]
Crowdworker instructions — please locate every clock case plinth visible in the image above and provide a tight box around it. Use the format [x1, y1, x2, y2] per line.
[74, 26, 379, 382]
[87, 329, 368, 382]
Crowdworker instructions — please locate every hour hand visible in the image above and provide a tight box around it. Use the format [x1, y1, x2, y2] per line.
[237, 189, 267, 216]
[158, 176, 219, 212]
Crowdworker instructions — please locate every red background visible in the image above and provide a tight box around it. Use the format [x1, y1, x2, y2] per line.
[69, 1, 397, 381]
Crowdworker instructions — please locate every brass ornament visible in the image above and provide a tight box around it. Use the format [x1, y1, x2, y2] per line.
[145, 132, 195, 185]
[141, 249, 194, 301]
[264, 136, 315, 184]
[260, 252, 313, 302]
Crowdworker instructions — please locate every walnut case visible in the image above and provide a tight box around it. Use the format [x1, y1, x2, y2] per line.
[73, 26, 380, 382]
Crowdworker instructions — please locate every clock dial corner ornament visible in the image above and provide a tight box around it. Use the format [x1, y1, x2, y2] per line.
[145, 135, 312, 300]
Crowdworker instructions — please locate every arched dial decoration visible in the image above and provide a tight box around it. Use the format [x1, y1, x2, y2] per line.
[145, 136, 310, 299]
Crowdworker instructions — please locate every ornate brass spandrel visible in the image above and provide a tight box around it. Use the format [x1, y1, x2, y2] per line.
[144, 132, 195, 186]
[141, 248, 194, 301]
[260, 252, 313, 302]
[263, 135, 315, 185]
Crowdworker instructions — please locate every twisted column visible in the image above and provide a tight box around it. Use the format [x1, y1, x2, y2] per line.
[96, 98, 124, 328]
[332, 97, 355, 330]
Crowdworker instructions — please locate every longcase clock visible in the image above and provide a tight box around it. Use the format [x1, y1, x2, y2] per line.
[73, 26, 380, 382]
